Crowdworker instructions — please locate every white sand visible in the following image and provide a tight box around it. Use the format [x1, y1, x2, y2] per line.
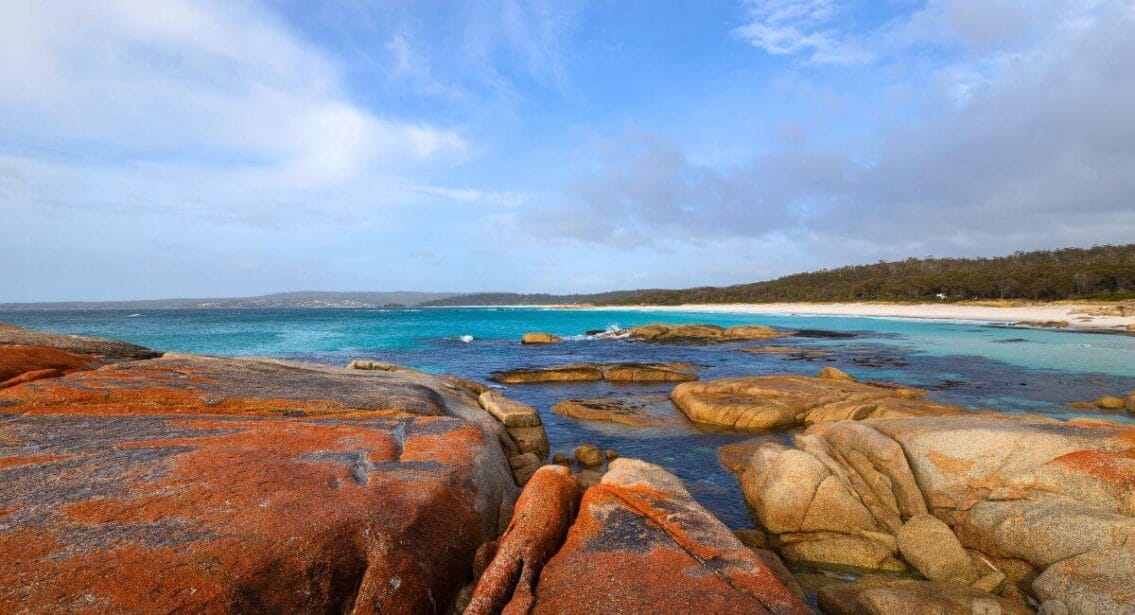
[578, 302, 1135, 331]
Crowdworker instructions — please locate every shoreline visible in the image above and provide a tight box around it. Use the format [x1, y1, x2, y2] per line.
[564, 302, 1135, 332]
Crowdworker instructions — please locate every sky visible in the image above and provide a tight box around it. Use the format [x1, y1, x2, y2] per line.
[2, 0, 1134, 301]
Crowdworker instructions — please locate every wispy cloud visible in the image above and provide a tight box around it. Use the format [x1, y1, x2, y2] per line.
[734, 0, 871, 64]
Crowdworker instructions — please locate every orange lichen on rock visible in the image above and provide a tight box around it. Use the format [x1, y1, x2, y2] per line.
[528, 458, 809, 614]
[465, 465, 582, 615]
[0, 345, 520, 614]
[0, 344, 103, 388]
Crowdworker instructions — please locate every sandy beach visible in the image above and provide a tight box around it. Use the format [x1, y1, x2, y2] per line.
[581, 302, 1135, 332]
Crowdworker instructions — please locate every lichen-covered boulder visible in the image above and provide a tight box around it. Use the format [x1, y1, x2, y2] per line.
[0, 350, 519, 613]
[465, 466, 582, 615]
[0, 324, 161, 389]
[528, 459, 810, 614]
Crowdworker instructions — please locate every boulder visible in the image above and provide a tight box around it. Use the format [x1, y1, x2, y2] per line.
[552, 395, 687, 428]
[507, 426, 550, 462]
[0, 353, 520, 613]
[896, 514, 978, 584]
[671, 373, 953, 430]
[478, 390, 542, 427]
[818, 576, 1031, 615]
[1095, 396, 1126, 410]
[612, 323, 794, 343]
[346, 359, 413, 372]
[520, 332, 562, 345]
[492, 362, 697, 384]
[732, 407, 1135, 610]
[465, 466, 582, 615]
[572, 445, 604, 468]
[818, 366, 856, 382]
[528, 459, 810, 614]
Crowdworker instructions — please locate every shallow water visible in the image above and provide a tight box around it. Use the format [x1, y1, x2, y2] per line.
[4, 307, 1134, 528]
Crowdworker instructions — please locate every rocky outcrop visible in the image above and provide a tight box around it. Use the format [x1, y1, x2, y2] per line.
[734, 412, 1135, 612]
[524, 459, 810, 614]
[0, 324, 161, 361]
[492, 362, 698, 384]
[0, 324, 162, 389]
[671, 371, 960, 430]
[465, 466, 582, 615]
[604, 323, 794, 343]
[552, 394, 689, 428]
[520, 332, 562, 344]
[0, 343, 520, 613]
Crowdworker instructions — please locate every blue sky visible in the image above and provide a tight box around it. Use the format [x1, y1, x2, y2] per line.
[2, 0, 1134, 301]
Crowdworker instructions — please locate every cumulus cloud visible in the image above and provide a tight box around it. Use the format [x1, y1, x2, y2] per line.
[0, 0, 466, 217]
[527, 0, 1135, 261]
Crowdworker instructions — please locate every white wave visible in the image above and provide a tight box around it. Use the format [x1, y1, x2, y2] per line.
[458, 335, 474, 343]
[127, 313, 142, 317]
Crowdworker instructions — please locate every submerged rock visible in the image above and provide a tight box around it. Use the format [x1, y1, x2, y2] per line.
[520, 332, 562, 344]
[552, 395, 688, 428]
[671, 371, 954, 430]
[491, 362, 698, 384]
[0, 347, 519, 613]
[528, 459, 810, 614]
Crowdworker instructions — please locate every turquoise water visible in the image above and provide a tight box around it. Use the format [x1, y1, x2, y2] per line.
[4, 307, 1134, 527]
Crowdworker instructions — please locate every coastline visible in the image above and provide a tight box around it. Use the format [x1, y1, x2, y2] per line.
[568, 302, 1135, 332]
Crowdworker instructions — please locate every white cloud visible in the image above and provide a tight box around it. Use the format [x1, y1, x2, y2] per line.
[0, 0, 465, 210]
[734, 0, 871, 64]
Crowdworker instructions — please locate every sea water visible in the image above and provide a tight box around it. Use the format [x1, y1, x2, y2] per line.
[4, 307, 1134, 527]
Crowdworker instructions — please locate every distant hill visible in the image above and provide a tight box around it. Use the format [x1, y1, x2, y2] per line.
[7, 244, 1132, 310]
[603, 244, 1135, 304]
[428, 244, 1135, 306]
[0, 291, 459, 311]
[419, 290, 656, 307]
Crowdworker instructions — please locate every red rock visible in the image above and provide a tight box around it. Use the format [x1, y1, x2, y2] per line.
[465, 466, 582, 615]
[529, 459, 810, 614]
[0, 345, 102, 388]
[0, 352, 519, 614]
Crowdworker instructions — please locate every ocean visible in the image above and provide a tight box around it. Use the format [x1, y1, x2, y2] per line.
[4, 307, 1134, 528]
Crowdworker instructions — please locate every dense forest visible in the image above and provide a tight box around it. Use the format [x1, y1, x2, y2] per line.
[423, 244, 1135, 306]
